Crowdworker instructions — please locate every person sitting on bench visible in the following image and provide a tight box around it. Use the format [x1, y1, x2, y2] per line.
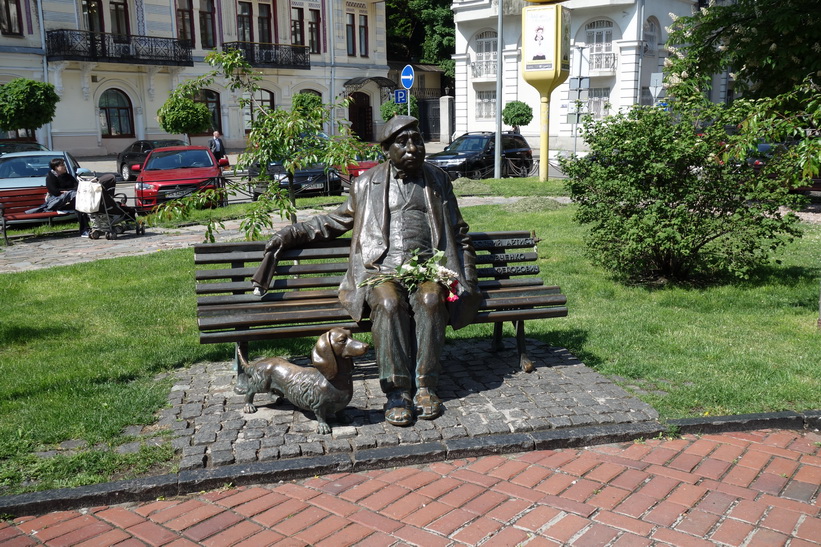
[45, 157, 90, 237]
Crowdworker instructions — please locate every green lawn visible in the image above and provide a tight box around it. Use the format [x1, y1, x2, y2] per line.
[1, 178, 819, 494]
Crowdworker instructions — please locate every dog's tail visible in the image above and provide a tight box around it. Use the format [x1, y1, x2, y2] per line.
[237, 349, 252, 372]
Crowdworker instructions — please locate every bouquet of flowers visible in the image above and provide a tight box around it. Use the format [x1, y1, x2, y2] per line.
[359, 249, 462, 302]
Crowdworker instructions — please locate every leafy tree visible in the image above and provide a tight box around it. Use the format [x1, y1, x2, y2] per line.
[558, 104, 804, 282]
[386, 0, 455, 77]
[153, 50, 370, 240]
[381, 95, 419, 121]
[291, 92, 323, 116]
[502, 101, 534, 133]
[666, 0, 821, 100]
[157, 81, 212, 141]
[0, 78, 60, 136]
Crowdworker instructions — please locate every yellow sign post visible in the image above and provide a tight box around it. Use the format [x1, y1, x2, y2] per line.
[521, 2, 570, 181]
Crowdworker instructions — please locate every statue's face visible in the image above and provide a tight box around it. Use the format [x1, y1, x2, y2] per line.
[387, 128, 425, 175]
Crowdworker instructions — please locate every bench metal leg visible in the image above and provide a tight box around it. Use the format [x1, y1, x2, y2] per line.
[515, 320, 534, 373]
[234, 341, 249, 395]
[491, 322, 504, 352]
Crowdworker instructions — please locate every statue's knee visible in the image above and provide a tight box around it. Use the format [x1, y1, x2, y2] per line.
[372, 294, 402, 315]
[418, 288, 445, 311]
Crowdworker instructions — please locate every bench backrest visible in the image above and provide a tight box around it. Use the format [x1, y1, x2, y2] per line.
[0, 186, 49, 216]
[194, 231, 547, 303]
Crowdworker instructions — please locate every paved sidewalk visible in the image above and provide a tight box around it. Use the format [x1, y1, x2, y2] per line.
[3, 428, 819, 545]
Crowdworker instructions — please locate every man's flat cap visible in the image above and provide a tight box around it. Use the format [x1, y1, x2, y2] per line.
[379, 115, 419, 145]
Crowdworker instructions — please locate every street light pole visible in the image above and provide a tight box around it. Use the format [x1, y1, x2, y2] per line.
[572, 45, 586, 157]
[494, 0, 504, 179]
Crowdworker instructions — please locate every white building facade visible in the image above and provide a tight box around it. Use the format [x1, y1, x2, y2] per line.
[451, 0, 701, 154]
[0, 0, 392, 156]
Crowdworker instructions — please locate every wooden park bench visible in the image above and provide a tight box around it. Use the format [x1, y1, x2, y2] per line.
[194, 230, 568, 380]
[0, 186, 63, 245]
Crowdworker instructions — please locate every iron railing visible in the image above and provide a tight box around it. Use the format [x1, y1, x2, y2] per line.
[222, 42, 310, 69]
[46, 29, 193, 66]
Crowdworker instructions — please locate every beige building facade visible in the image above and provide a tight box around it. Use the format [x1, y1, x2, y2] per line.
[0, 0, 393, 156]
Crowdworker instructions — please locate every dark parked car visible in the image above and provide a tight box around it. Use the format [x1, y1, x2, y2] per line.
[747, 141, 821, 193]
[248, 161, 343, 200]
[117, 139, 187, 181]
[0, 141, 49, 157]
[0, 150, 91, 190]
[426, 132, 533, 179]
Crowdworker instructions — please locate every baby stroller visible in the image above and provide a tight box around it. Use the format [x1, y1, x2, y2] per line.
[77, 174, 144, 240]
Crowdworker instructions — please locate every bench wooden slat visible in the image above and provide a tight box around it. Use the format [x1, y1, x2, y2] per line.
[198, 291, 567, 330]
[197, 305, 568, 345]
[1, 186, 62, 244]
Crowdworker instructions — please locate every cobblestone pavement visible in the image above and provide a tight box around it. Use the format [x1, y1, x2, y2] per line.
[3, 428, 820, 545]
[163, 339, 657, 471]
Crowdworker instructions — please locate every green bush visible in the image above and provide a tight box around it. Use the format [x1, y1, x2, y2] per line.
[380, 95, 419, 121]
[559, 105, 805, 282]
[502, 100, 533, 132]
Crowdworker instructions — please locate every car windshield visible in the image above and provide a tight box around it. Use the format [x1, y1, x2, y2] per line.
[0, 142, 48, 156]
[149, 140, 187, 148]
[0, 155, 53, 179]
[446, 136, 489, 153]
[145, 149, 214, 170]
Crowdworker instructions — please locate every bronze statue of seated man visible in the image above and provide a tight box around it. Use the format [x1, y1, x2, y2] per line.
[252, 116, 481, 426]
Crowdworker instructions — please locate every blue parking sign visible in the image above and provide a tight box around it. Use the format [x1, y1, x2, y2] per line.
[394, 89, 408, 104]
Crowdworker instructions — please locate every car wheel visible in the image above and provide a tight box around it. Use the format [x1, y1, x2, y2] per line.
[120, 163, 133, 181]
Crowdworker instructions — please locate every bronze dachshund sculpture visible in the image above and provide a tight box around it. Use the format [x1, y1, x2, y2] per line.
[238, 328, 369, 434]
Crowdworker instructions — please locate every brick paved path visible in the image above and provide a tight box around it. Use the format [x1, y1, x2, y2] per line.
[4, 429, 819, 546]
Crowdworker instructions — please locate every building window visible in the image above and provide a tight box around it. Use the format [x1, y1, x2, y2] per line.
[195, 89, 222, 134]
[358, 14, 368, 57]
[200, 0, 216, 48]
[643, 18, 658, 57]
[83, 0, 105, 33]
[307, 9, 321, 53]
[586, 20, 614, 70]
[346, 13, 355, 56]
[243, 89, 275, 130]
[110, 0, 130, 42]
[176, 0, 195, 46]
[258, 2, 272, 43]
[291, 7, 304, 46]
[473, 31, 497, 78]
[1, 0, 23, 35]
[99, 89, 135, 137]
[476, 90, 495, 119]
[237, 2, 252, 42]
[588, 87, 610, 119]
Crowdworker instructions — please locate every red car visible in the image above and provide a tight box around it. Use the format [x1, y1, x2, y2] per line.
[132, 145, 229, 211]
[340, 147, 385, 193]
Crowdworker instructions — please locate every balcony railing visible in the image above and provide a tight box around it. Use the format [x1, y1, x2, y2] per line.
[222, 42, 310, 70]
[590, 53, 617, 72]
[471, 59, 497, 79]
[46, 29, 193, 66]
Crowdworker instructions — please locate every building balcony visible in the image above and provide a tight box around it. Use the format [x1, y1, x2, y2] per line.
[589, 53, 617, 76]
[223, 42, 310, 70]
[46, 29, 193, 66]
[471, 59, 497, 81]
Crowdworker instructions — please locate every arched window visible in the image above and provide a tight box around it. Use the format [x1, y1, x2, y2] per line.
[195, 89, 221, 134]
[99, 88, 134, 137]
[473, 31, 497, 78]
[586, 20, 615, 70]
[643, 18, 658, 57]
[243, 89, 275, 131]
[300, 89, 321, 98]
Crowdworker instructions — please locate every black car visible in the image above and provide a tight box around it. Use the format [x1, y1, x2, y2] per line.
[248, 161, 343, 199]
[426, 132, 533, 180]
[117, 139, 188, 181]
